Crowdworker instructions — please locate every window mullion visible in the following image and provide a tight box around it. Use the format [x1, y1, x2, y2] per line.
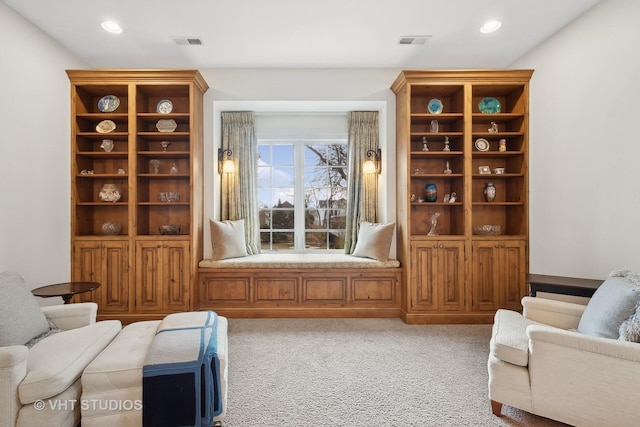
[294, 141, 306, 251]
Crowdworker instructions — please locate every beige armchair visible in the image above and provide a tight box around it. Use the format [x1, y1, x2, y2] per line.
[0, 272, 121, 427]
[488, 296, 640, 427]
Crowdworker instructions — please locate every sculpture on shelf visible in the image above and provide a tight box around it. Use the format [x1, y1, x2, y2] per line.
[422, 136, 429, 151]
[427, 212, 441, 236]
[444, 161, 452, 174]
[443, 136, 450, 152]
[488, 122, 499, 133]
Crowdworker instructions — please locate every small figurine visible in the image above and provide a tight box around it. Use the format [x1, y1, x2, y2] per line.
[170, 163, 179, 174]
[499, 138, 507, 152]
[422, 136, 429, 151]
[444, 161, 452, 174]
[410, 194, 416, 202]
[427, 212, 441, 236]
[430, 120, 439, 133]
[443, 136, 450, 152]
[488, 122, 499, 133]
[150, 159, 161, 174]
[117, 168, 126, 175]
[449, 192, 457, 203]
[443, 194, 451, 203]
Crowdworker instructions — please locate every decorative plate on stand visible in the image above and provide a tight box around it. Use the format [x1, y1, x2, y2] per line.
[96, 120, 116, 133]
[427, 98, 443, 114]
[97, 95, 120, 113]
[156, 99, 173, 114]
[475, 138, 490, 152]
[156, 119, 177, 132]
[478, 97, 501, 114]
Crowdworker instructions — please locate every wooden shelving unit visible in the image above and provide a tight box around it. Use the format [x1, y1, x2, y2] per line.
[391, 69, 533, 324]
[67, 69, 208, 322]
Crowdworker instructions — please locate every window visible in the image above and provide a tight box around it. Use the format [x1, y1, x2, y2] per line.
[257, 140, 347, 252]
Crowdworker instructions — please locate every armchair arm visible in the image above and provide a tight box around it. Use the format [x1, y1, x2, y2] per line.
[522, 296, 586, 329]
[527, 325, 640, 363]
[40, 302, 98, 330]
[0, 346, 28, 427]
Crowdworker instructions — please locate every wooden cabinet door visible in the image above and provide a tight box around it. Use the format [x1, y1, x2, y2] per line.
[72, 240, 129, 312]
[471, 241, 499, 311]
[410, 241, 464, 312]
[135, 240, 190, 312]
[471, 240, 526, 311]
[162, 241, 190, 311]
[500, 240, 526, 310]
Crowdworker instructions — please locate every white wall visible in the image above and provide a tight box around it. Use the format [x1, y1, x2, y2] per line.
[0, 2, 87, 291]
[512, 0, 640, 279]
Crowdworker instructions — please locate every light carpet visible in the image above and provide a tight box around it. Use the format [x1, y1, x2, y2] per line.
[223, 318, 568, 427]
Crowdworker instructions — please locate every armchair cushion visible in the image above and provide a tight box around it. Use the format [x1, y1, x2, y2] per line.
[19, 319, 121, 403]
[491, 309, 543, 366]
[0, 271, 49, 347]
[577, 276, 640, 339]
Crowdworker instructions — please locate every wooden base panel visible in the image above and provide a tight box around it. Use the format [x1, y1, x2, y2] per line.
[401, 312, 496, 325]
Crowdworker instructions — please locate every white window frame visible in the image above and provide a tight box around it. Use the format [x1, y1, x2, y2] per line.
[207, 100, 393, 260]
[258, 138, 348, 253]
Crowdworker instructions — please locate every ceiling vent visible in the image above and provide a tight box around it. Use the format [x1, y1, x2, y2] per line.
[399, 35, 431, 45]
[172, 37, 203, 46]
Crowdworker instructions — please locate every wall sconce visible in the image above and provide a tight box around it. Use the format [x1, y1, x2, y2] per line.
[218, 148, 235, 174]
[363, 148, 381, 174]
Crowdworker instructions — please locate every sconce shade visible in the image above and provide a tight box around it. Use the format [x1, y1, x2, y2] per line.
[222, 159, 235, 174]
[364, 148, 381, 174]
[363, 160, 377, 174]
[218, 148, 235, 174]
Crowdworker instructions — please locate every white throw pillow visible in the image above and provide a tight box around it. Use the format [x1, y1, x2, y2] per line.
[210, 219, 248, 260]
[351, 221, 395, 262]
[619, 305, 640, 342]
[0, 271, 50, 346]
[577, 275, 640, 339]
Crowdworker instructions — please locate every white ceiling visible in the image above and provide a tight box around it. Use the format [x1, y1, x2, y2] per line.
[3, 0, 601, 69]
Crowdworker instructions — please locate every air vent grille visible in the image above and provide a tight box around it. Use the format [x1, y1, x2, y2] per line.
[399, 35, 431, 45]
[172, 37, 203, 46]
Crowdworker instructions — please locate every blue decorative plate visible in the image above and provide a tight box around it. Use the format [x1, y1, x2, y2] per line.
[478, 97, 501, 114]
[427, 98, 443, 114]
[98, 95, 120, 113]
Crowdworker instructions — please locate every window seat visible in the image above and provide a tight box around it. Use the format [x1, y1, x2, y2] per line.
[196, 254, 402, 319]
[198, 253, 400, 269]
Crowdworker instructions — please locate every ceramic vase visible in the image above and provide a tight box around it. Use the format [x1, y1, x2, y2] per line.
[424, 183, 437, 202]
[484, 182, 496, 202]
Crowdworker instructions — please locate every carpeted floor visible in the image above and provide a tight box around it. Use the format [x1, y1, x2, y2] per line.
[222, 318, 569, 427]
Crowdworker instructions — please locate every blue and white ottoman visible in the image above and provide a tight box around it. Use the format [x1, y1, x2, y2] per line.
[81, 312, 228, 427]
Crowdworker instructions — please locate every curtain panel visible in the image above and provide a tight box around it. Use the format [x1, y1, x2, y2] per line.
[220, 111, 260, 254]
[344, 111, 379, 254]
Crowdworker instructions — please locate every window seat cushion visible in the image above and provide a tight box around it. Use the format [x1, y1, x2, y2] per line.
[199, 253, 400, 269]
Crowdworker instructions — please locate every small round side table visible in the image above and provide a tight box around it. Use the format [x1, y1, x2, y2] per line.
[31, 281, 101, 304]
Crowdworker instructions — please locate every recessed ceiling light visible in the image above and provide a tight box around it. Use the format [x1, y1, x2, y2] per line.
[480, 20, 502, 34]
[101, 21, 123, 34]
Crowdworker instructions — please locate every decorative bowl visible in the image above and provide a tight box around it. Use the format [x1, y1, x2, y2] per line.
[474, 225, 503, 235]
[159, 224, 180, 235]
[101, 222, 121, 235]
[156, 119, 177, 132]
[99, 183, 121, 202]
[158, 191, 179, 202]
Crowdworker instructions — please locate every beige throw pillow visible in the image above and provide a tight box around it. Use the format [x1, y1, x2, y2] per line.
[210, 219, 248, 260]
[351, 221, 395, 262]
